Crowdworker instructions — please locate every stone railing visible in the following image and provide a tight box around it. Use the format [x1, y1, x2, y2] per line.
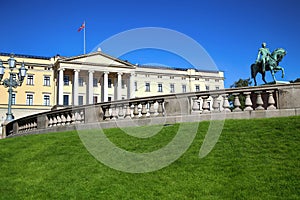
[2, 83, 300, 137]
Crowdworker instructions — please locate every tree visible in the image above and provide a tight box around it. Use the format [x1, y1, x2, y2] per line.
[230, 78, 252, 88]
[229, 78, 252, 109]
[290, 78, 300, 83]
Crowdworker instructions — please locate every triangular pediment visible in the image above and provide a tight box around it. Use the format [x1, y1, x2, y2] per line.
[58, 51, 135, 69]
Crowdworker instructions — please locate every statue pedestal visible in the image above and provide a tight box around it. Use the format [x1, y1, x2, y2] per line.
[264, 81, 290, 85]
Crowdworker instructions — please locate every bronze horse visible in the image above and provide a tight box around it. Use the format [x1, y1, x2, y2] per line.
[251, 48, 287, 86]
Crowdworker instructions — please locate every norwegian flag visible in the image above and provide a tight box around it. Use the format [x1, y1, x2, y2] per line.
[78, 22, 85, 32]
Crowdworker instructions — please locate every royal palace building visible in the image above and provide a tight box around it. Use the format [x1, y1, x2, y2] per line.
[0, 50, 224, 125]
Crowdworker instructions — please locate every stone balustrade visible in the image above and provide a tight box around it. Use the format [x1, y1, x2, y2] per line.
[2, 83, 300, 137]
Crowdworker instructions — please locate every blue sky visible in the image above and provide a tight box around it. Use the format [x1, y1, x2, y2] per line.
[0, 0, 300, 87]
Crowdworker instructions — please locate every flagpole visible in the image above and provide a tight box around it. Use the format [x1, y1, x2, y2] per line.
[83, 21, 86, 54]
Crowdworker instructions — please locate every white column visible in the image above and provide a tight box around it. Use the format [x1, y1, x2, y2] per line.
[88, 70, 94, 104]
[129, 72, 135, 98]
[58, 68, 64, 105]
[103, 71, 109, 102]
[117, 72, 122, 100]
[73, 69, 80, 106]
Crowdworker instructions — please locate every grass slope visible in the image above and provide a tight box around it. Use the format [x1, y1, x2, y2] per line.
[0, 116, 299, 199]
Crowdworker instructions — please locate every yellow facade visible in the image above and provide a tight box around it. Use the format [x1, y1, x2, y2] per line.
[0, 54, 55, 120]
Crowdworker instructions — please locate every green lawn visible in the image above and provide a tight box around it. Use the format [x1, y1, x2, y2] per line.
[0, 116, 299, 199]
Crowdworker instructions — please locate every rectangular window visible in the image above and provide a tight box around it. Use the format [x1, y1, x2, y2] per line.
[195, 85, 200, 92]
[108, 78, 112, 88]
[64, 75, 69, 85]
[158, 75, 162, 78]
[170, 76, 174, 79]
[79, 77, 84, 86]
[215, 79, 219, 82]
[122, 80, 125, 89]
[206, 85, 210, 91]
[108, 97, 112, 102]
[93, 78, 98, 87]
[182, 85, 186, 93]
[195, 77, 199, 80]
[63, 95, 69, 106]
[44, 76, 51, 86]
[26, 94, 34, 105]
[205, 78, 209, 81]
[11, 94, 16, 105]
[170, 84, 175, 93]
[145, 82, 150, 92]
[182, 77, 186, 80]
[78, 96, 84, 105]
[44, 95, 50, 106]
[27, 75, 34, 85]
[158, 83, 163, 92]
[135, 81, 138, 91]
[216, 86, 220, 90]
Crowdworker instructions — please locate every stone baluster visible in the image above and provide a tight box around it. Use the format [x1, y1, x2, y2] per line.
[201, 96, 210, 114]
[103, 106, 111, 121]
[80, 110, 85, 123]
[233, 93, 242, 112]
[212, 94, 220, 112]
[61, 114, 66, 126]
[33, 122, 37, 129]
[48, 116, 53, 127]
[157, 100, 164, 117]
[149, 101, 156, 117]
[71, 112, 76, 124]
[192, 97, 200, 111]
[75, 111, 81, 123]
[56, 115, 62, 126]
[267, 90, 276, 110]
[244, 92, 253, 111]
[111, 105, 118, 120]
[118, 104, 124, 119]
[52, 115, 57, 126]
[255, 92, 264, 110]
[124, 104, 132, 119]
[141, 102, 148, 118]
[66, 113, 71, 125]
[133, 103, 140, 118]
[222, 94, 231, 112]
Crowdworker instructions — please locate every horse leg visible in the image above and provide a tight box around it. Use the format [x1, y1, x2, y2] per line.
[254, 76, 257, 86]
[271, 70, 277, 82]
[262, 72, 267, 84]
[279, 66, 285, 78]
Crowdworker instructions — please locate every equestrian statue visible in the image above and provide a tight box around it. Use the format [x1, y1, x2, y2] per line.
[251, 42, 287, 86]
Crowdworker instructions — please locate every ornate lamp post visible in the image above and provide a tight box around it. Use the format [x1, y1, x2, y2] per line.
[0, 54, 27, 122]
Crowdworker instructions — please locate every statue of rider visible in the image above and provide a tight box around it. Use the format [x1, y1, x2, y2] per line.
[256, 42, 271, 73]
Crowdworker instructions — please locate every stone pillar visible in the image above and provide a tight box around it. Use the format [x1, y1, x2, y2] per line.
[232, 93, 242, 112]
[88, 70, 94, 104]
[267, 90, 276, 110]
[58, 68, 64, 105]
[129, 72, 135, 99]
[255, 92, 264, 110]
[117, 72, 122, 100]
[211, 94, 220, 112]
[244, 92, 253, 111]
[222, 94, 231, 112]
[73, 69, 80, 106]
[201, 96, 210, 113]
[103, 71, 109, 102]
